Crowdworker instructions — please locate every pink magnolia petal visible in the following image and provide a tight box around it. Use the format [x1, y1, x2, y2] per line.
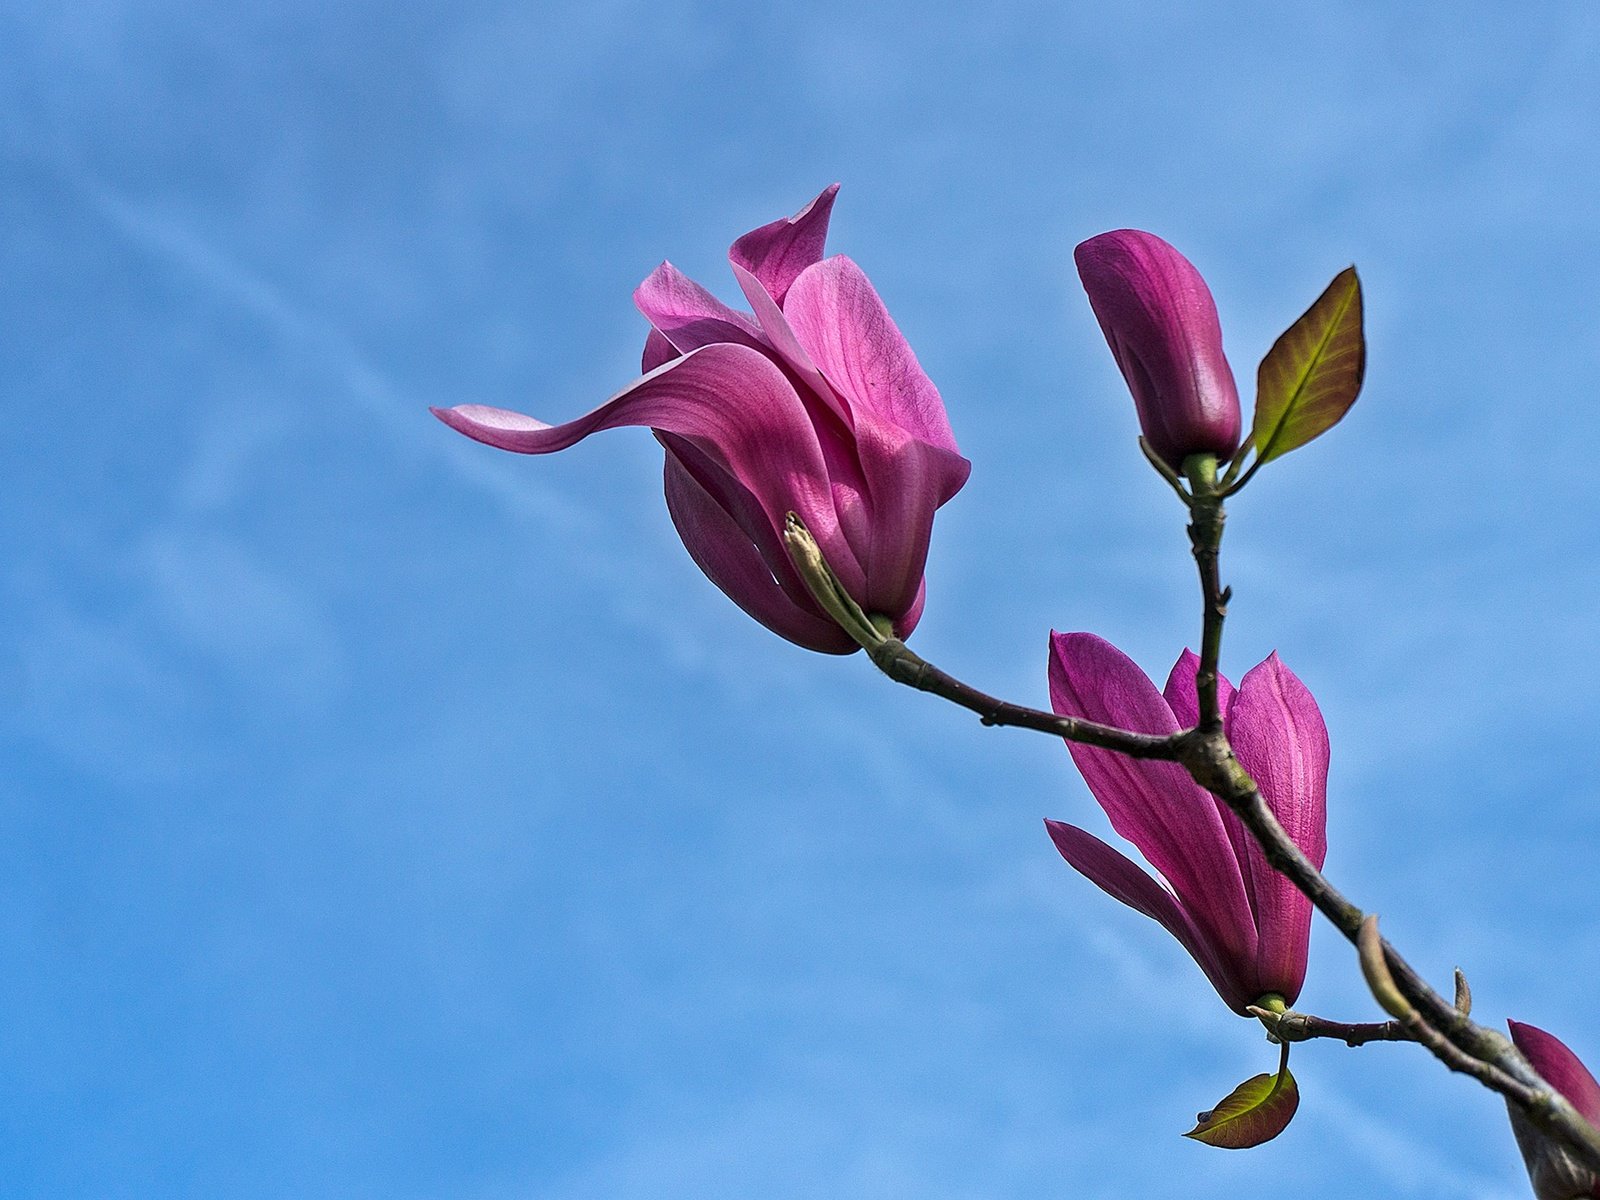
[731, 261, 849, 428]
[657, 429, 822, 608]
[1227, 654, 1328, 1002]
[639, 264, 874, 581]
[1162, 650, 1268, 953]
[898, 577, 927, 641]
[661, 445, 855, 654]
[1048, 633, 1257, 973]
[843, 414, 970, 621]
[1045, 820, 1255, 1014]
[1161, 648, 1236, 729]
[729, 183, 840, 305]
[1046, 819, 1184, 930]
[1229, 655, 1329, 870]
[784, 255, 962, 459]
[1510, 1022, 1600, 1127]
[431, 344, 863, 597]
[634, 261, 764, 355]
[1228, 659, 1331, 876]
[726, 259, 973, 619]
[642, 329, 679, 373]
[727, 264, 880, 587]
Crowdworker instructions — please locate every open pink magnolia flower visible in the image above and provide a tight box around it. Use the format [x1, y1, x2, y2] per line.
[433, 185, 970, 654]
[1074, 230, 1241, 468]
[1044, 633, 1328, 1013]
[1506, 1022, 1600, 1200]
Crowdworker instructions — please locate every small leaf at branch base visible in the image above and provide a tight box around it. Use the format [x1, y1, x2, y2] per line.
[1251, 267, 1366, 464]
[1183, 1067, 1300, 1148]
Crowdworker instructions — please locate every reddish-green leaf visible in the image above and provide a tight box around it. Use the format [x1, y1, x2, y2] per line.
[1183, 1066, 1299, 1149]
[1251, 267, 1366, 464]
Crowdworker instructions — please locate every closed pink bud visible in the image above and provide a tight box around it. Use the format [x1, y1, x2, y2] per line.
[1075, 230, 1241, 468]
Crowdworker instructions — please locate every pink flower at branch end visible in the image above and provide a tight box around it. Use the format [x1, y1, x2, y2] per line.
[1044, 634, 1328, 1014]
[1074, 230, 1241, 469]
[433, 186, 971, 654]
[1507, 1022, 1600, 1200]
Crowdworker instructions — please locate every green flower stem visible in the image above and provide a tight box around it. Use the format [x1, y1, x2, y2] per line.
[1272, 1039, 1292, 1093]
[1181, 453, 1228, 734]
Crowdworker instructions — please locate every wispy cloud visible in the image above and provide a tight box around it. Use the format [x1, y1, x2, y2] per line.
[23, 143, 586, 529]
[1318, 1086, 1524, 1200]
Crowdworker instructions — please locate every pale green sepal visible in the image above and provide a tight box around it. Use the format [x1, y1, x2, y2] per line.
[782, 513, 888, 651]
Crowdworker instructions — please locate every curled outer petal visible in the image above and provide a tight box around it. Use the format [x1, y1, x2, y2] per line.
[433, 342, 859, 603]
[660, 434, 854, 654]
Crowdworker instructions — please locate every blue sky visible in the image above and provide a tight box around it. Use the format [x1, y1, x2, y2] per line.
[4, 2, 1600, 1196]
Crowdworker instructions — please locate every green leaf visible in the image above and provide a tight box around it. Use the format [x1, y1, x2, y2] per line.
[1183, 1065, 1299, 1149]
[1250, 267, 1366, 464]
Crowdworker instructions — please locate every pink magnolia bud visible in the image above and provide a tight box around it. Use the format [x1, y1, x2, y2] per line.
[1074, 230, 1241, 468]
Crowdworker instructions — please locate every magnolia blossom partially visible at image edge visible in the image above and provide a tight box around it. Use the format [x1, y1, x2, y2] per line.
[1506, 1022, 1600, 1200]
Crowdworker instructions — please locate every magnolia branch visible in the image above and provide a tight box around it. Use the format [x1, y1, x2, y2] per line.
[781, 515, 1180, 760]
[1251, 969, 1470, 1047]
[784, 492, 1600, 1175]
[1252, 1008, 1410, 1047]
[866, 638, 1180, 757]
[1177, 462, 1600, 1173]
